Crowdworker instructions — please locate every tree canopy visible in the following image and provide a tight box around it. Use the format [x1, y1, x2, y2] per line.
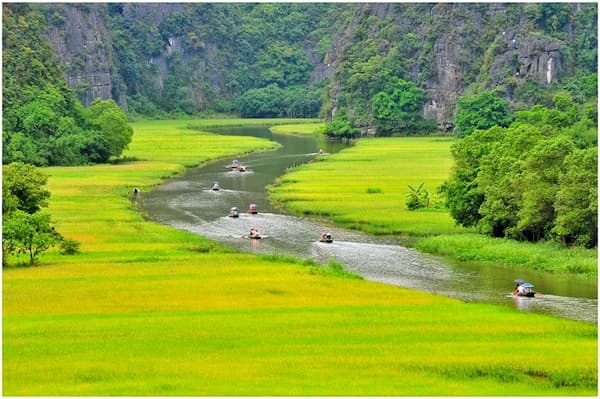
[2, 162, 61, 265]
[372, 77, 433, 136]
[453, 91, 514, 138]
[444, 93, 597, 247]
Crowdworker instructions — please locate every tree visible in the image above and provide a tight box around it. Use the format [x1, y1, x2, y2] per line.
[2, 162, 50, 215]
[515, 135, 575, 241]
[443, 126, 502, 227]
[476, 123, 544, 238]
[371, 77, 428, 135]
[446, 97, 597, 246]
[552, 147, 598, 247]
[319, 110, 361, 139]
[2, 162, 63, 266]
[85, 99, 133, 160]
[235, 84, 285, 117]
[406, 183, 431, 210]
[454, 91, 513, 138]
[3, 210, 61, 265]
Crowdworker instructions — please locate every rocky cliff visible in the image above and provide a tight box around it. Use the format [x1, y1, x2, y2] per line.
[36, 2, 595, 129]
[322, 2, 590, 131]
[42, 4, 124, 109]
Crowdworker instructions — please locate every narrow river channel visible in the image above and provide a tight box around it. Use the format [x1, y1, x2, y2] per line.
[142, 126, 597, 323]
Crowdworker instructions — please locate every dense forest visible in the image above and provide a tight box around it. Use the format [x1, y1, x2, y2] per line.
[2, 2, 597, 247]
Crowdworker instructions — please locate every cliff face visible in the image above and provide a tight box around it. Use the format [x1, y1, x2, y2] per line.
[42, 5, 125, 109]
[37, 3, 594, 127]
[323, 3, 581, 130]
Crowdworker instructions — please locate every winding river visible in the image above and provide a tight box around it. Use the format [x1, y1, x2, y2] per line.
[142, 125, 597, 323]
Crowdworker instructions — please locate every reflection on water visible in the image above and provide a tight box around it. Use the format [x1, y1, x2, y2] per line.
[143, 126, 597, 323]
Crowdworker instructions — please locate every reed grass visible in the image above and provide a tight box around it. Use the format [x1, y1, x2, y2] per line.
[2, 119, 597, 395]
[416, 233, 598, 275]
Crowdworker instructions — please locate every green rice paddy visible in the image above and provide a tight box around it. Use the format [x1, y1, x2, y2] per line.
[2, 119, 597, 395]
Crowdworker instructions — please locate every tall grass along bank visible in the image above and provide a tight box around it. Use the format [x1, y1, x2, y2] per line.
[2, 119, 597, 395]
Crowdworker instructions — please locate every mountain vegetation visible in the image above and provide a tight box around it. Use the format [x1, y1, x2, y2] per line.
[3, 3, 597, 132]
[2, 5, 132, 166]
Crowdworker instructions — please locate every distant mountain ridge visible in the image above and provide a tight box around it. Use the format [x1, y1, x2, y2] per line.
[28, 2, 598, 129]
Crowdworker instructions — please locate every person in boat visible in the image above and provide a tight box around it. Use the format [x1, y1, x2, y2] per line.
[320, 232, 332, 241]
[212, 181, 220, 190]
[513, 283, 521, 295]
[248, 203, 258, 214]
[250, 227, 260, 237]
[516, 284, 526, 296]
[229, 207, 239, 217]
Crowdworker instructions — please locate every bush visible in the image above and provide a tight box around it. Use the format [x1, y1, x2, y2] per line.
[59, 238, 80, 255]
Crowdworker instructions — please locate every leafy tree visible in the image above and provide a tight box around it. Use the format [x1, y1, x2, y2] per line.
[552, 147, 598, 247]
[514, 135, 575, 241]
[2, 162, 63, 266]
[3, 210, 61, 265]
[282, 86, 321, 118]
[85, 99, 133, 160]
[235, 85, 285, 118]
[454, 91, 514, 138]
[372, 77, 430, 135]
[446, 97, 597, 246]
[3, 5, 128, 167]
[2, 162, 50, 215]
[319, 110, 361, 139]
[443, 127, 501, 227]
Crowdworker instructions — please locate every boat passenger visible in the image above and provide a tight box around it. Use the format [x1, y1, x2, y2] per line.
[513, 283, 521, 295]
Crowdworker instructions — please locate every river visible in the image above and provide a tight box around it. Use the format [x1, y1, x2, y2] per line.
[142, 125, 597, 323]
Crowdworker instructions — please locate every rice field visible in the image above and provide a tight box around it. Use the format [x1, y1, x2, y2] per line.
[269, 136, 467, 236]
[2, 119, 597, 395]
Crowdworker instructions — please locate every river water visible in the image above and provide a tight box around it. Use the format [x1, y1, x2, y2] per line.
[142, 126, 597, 323]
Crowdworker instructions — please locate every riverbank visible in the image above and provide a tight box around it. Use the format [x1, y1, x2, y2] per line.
[268, 124, 597, 277]
[2, 119, 596, 395]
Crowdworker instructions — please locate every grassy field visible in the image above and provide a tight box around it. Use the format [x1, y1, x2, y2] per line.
[2, 119, 597, 395]
[270, 136, 461, 236]
[268, 130, 597, 276]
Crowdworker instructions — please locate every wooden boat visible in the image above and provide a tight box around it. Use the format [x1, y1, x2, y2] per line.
[515, 292, 536, 297]
[319, 233, 333, 243]
[249, 228, 261, 239]
[514, 282, 535, 297]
